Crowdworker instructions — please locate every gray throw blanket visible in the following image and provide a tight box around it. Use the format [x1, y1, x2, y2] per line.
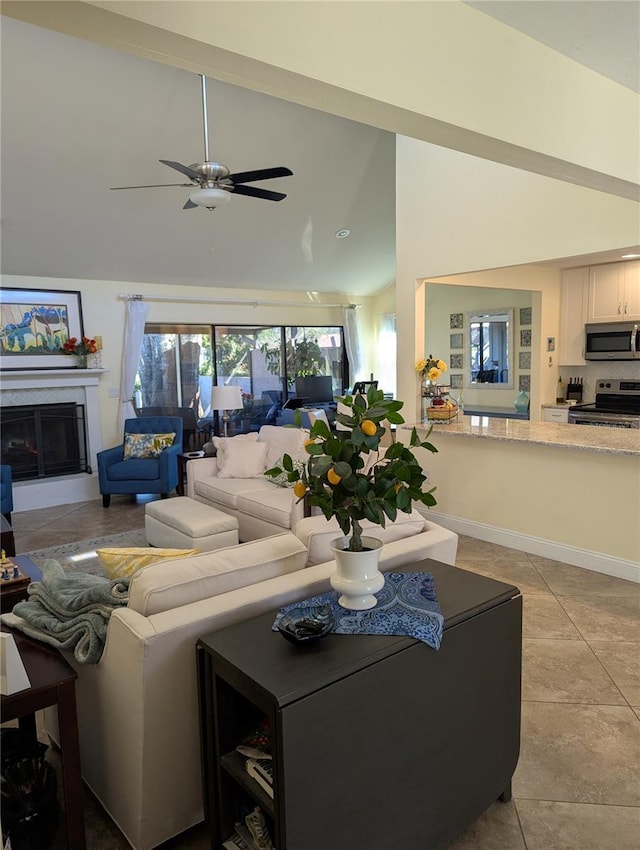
[1, 559, 130, 664]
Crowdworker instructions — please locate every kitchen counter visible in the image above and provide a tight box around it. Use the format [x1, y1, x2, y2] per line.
[406, 417, 640, 456]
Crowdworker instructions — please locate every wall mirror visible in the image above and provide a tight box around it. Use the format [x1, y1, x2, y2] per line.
[466, 308, 514, 389]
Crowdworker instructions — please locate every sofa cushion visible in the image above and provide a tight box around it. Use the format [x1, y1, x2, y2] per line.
[236, 486, 297, 531]
[128, 532, 308, 616]
[257, 425, 309, 469]
[294, 509, 426, 566]
[214, 438, 268, 479]
[194, 477, 277, 510]
[105, 458, 161, 481]
[96, 547, 200, 579]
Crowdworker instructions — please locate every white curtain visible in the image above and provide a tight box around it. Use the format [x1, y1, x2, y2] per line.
[376, 313, 397, 397]
[342, 305, 364, 386]
[118, 300, 149, 433]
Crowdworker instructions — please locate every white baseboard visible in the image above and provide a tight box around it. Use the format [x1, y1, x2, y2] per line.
[419, 509, 640, 585]
[13, 474, 101, 512]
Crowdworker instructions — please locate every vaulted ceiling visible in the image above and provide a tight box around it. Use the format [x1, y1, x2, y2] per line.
[1, 3, 638, 295]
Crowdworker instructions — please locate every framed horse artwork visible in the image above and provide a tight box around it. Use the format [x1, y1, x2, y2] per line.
[0, 288, 84, 370]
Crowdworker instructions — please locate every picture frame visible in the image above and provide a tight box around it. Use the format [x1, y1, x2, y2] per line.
[0, 287, 84, 370]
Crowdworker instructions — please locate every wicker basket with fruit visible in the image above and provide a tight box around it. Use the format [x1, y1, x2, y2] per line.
[426, 397, 458, 422]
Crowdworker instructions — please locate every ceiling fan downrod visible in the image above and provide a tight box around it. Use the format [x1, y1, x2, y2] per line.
[200, 75, 210, 164]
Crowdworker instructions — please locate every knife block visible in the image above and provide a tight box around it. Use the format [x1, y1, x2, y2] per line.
[566, 381, 583, 401]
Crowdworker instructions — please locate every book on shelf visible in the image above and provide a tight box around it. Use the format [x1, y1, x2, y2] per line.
[245, 757, 274, 798]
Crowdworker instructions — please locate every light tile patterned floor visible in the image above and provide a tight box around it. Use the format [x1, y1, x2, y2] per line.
[7, 496, 640, 849]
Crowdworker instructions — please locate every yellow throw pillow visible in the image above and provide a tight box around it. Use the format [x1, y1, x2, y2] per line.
[96, 547, 200, 579]
[123, 432, 176, 460]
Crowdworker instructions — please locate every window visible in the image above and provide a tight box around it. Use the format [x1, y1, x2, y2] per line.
[137, 323, 345, 439]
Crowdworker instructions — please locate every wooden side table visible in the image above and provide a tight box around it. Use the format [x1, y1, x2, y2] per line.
[1, 627, 86, 850]
[1, 555, 41, 614]
[1, 514, 16, 557]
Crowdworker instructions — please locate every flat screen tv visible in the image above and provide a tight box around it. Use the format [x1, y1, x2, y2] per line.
[295, 375, 334, 404]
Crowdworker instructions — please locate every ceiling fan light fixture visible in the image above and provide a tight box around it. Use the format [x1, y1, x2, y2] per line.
[189, 187, 231, 208]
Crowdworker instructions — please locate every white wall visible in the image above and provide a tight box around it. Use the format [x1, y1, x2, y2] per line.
[413, 431, 640, 581]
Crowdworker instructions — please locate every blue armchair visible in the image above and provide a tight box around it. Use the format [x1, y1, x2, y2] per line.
[97, 417, 183, 508]
[1, 465, 14, 522]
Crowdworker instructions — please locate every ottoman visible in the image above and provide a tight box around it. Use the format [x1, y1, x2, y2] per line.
[145, 497, 239, 552]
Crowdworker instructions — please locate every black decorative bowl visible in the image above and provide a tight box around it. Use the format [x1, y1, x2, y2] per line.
[277, 604, 334, 644]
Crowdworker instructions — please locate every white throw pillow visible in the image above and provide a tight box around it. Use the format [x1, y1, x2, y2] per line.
[264, 454, 306, 487]
[215, 437, 268, 478]
[258, 424, 309, 469]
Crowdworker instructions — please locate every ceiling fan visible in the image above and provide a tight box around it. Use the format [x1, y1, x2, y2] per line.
[111, 75, 292, 210]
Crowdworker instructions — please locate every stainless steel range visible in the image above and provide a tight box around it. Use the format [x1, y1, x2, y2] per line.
[568, 379, 640, 429]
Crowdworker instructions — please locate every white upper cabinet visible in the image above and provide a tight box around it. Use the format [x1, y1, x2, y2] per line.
[559, 267, 589, 365]
[588, 261, 640, 322]
[623, 260, 640, 319]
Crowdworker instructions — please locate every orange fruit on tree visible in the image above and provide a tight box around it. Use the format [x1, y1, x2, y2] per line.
[361, 419, 377, 436]
[327, 468, 342, 486]
[293, 480, 307, 499]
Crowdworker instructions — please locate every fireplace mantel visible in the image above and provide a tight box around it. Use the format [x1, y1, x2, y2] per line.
[1, 368, 106, 385]
[0, 369, 107, 511]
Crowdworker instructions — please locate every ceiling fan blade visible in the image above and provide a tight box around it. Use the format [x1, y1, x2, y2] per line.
[183, 199, 198, 209]
[228, 166, 293, 184]
[233, 184, 287, 202]
[111, 183, 192, 190]
[159, 160, 201, 181]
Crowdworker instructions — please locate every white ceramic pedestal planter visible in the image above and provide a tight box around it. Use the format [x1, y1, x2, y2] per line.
[329, 536, 384, 610]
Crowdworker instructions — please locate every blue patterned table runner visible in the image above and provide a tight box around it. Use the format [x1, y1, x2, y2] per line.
[272, 572, 443, 650]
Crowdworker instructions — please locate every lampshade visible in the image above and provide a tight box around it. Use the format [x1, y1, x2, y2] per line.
[189, 187, 231, 208]
[211, 385, 243, 411]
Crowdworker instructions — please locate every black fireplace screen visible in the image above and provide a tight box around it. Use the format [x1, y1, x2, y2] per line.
[1, 403, 89, 481]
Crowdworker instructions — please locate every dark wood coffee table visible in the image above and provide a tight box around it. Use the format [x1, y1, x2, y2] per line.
[198, 559, 523, 850]
[1, 626, 86, 849]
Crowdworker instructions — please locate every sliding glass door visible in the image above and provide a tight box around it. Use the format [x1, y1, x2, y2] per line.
[137, 322, 346, 438]
[136, 324, 212, 449]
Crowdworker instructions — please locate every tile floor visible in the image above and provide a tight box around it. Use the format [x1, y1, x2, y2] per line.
[6, 496, 640, 849]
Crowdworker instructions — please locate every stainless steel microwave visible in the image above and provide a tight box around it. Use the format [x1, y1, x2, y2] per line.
[584, 321, 640, 360]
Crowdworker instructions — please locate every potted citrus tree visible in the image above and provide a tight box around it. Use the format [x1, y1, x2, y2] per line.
[265, 385, 438, 608]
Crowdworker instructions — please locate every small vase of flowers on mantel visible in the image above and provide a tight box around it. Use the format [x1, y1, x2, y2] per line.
[62, 336, 98, 369]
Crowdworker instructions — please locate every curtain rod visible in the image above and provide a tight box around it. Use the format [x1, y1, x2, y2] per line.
[119, 294, 360, 309]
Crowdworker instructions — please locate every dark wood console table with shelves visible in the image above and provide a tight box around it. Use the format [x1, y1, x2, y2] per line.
[197, 559, 522, 850]
[1, 626, 86, 850]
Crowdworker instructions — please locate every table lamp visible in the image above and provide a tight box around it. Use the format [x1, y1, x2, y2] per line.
[211, 385, 244, 437]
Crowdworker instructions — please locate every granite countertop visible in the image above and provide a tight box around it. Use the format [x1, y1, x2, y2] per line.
[404, 417, 640, 456]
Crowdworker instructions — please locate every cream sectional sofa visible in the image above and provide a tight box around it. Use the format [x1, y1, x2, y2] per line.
[44, 512, 458, 850]
[186, 425, 311, 541]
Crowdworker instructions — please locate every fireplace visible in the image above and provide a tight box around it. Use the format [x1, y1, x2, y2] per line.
[1, 403, 89, 481]
[0, 367, 105, 510]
